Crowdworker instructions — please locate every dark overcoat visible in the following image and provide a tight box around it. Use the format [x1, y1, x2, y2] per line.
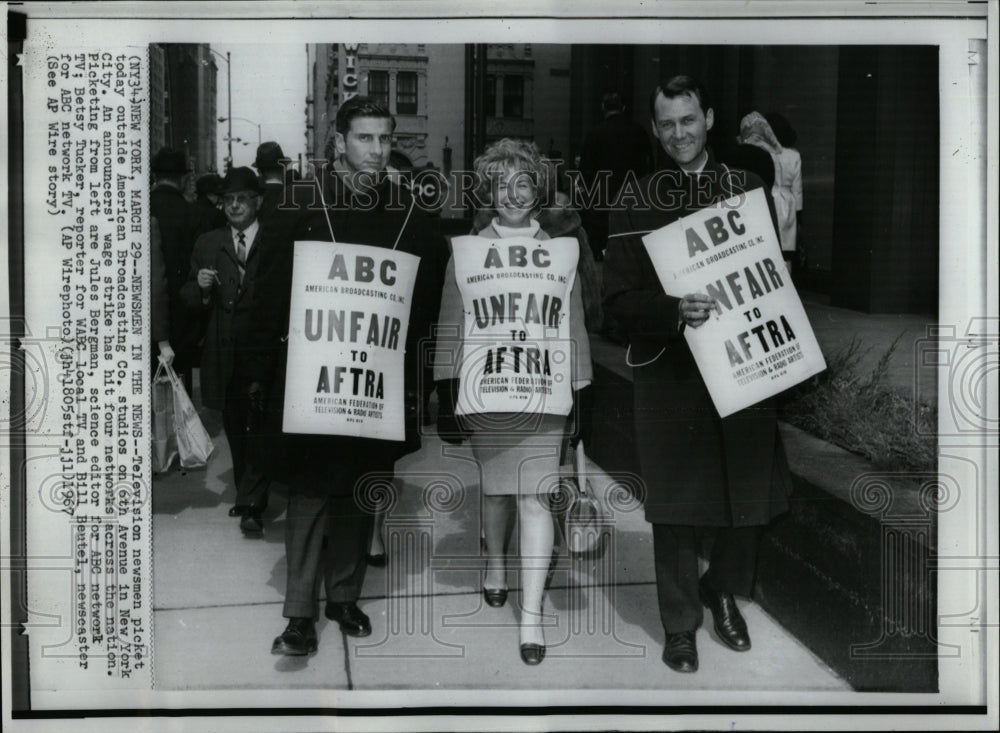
[245, 173, 447, 491]
[259, 179, 308, 246]
[179, 225, 267, 409]
[151, 184, 206, 373]
[194, 196, 227, 231]
[602, 152, 792, 527]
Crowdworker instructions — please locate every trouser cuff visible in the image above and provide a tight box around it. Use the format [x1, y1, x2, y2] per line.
[283, 599, 317, 619]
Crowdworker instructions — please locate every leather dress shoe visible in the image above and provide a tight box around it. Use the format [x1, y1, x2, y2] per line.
[240, 509, 264, 534]
[482, 587, 508, 608]
[325, 601, 372, 637]
[661, 630, 698, 672]
[228, 504, 249, 518]
[519, 642, 546, 665]
[699, 578, 751, 651]
[366, 553, 387, 568]
[271, 617, 317, 656]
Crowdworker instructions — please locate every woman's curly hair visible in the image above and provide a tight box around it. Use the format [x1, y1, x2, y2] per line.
[473, 137, 549, 214]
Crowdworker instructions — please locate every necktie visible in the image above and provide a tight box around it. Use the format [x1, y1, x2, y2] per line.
[236, 231, 246, 282]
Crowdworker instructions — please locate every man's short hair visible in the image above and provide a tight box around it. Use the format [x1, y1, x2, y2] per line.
[648, 75, 712, 119]
[335, 95, 396, 136]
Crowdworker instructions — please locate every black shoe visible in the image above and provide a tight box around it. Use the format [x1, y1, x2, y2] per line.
[271, 617, 317, 656]
[519, 642, 546, 665]
[482, 587, 508, 608]
[324, 602, 372, 637]
[661, 630, 698, 672]
[699, 577, 751, 651]
[229, 504, 250, 518]
[240, 510, 264, 534]
[366, 553, 387, 567]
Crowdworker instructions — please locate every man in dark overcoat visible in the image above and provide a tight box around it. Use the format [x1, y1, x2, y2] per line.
[193, 173, 227, 231]
[578, 91, 653, 261]
[180, 168, 271, 531]
[245, 96, 447, 655]
[603, 75, 792, 673]
[150, 148, 205, 394]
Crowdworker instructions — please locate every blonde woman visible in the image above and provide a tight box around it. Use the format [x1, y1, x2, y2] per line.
[435, 138, 592, 665]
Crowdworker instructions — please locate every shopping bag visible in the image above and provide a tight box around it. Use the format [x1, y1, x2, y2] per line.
[563, 440, 609, 558]
[152, 360, 177, 473]
[165, 362, 214, 469]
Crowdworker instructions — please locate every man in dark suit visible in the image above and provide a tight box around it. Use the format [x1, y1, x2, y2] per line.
[246, 96, 446, 655]
[180, 168, 271, 532]
[578, 92, 653, 261]
[150, 148, 204, 395]
[603, 76, 792, 673]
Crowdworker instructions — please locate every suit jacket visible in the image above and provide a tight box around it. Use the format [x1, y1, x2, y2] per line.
[245, 172, 448, 489]
[180, 224, 266, 409]
[602, 151, 792, 527]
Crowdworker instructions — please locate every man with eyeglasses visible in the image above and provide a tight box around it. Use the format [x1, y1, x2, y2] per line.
[181, 167, 271, 532]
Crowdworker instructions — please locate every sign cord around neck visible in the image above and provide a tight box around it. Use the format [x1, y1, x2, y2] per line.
[313, 175, 337, 243]
[392, 193, 416, 251]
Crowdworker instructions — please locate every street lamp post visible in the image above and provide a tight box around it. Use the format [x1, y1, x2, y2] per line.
[208, 48, 232, 171]
[220, 116, 262, 146]
[226, 52, 232, 170]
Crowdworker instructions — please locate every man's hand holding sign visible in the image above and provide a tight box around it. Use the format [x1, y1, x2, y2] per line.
[679, 292, 719, 329]
[642, 187, 826, 417]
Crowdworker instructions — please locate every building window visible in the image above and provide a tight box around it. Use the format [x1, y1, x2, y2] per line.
[396, 71, 418, 115]
[368, 70, 389, 108]
[502, 75, 524, 118]
[485, 74, 497, 117]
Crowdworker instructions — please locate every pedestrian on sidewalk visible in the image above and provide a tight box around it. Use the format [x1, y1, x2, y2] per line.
[577, 91, 653, 261]
[764, 112, 805, 273]
[603, 75, 792, 674]
[151, 147, 205, 397]
[180, 167, 272, 532]
[244, 96, 447, 656]
[193, 173, 227, 232]
[435, 138, 593, 666]
[738, 111, 800, 274]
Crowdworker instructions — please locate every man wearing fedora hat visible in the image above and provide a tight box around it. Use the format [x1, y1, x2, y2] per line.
[151, 147, 205, 395]
[181, 167, 271, 532]
[253, 141, 304, 246]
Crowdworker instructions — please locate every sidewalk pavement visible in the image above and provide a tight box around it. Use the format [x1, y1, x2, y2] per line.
[152, 408, 847, 692]
[150, 291, 936, 691]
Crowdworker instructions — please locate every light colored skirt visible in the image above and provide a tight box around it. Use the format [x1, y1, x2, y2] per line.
[465, 413, 567, 497]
